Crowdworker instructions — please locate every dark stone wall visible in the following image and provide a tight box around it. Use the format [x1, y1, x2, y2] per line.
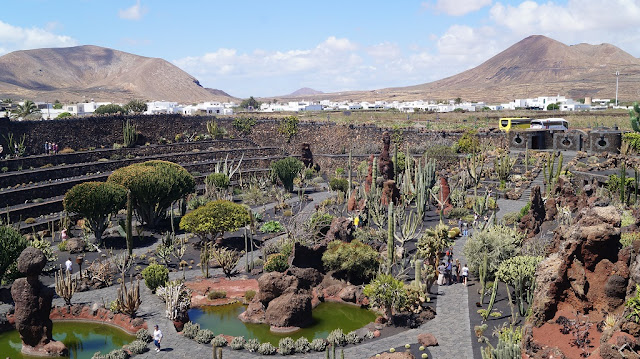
[0, 114, 505, 158]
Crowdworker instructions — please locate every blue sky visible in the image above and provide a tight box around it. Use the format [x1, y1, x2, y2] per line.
[1, 0, 639, 98]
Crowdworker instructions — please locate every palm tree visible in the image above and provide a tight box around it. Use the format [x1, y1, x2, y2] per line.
[11, 100, 40, 119]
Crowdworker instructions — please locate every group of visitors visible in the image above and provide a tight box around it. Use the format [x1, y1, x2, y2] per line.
[437, 247, 469, 286]
[44, 141, 58, 154]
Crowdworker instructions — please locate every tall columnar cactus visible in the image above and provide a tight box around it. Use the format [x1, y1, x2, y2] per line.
[524, 142, 529, 173]
[55, 268, 76, 306]
[116, 276, 141, 318]
[464, 152, 485, 197]
[479, 253, 488, 304]
[414, 259, 424, 290]
[494, 153, 515, 185]
[386, 201, 395, 274]
[201, 241, 210, 278]
[542, 152, 563, 193]
[621, 163, 627, 204]
[393, 144, 398, 183]
[635, 167, 638, 204]
[126, 190, 133, 256]
[415, 156, 436, 218]
[485, 279, 498, 315]
[123, 119, 138, 148]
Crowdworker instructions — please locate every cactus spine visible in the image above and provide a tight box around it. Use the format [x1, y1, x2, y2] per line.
[387, 201, 395, 274]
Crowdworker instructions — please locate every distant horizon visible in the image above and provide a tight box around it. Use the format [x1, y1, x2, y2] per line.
[1, 1, 639, 98]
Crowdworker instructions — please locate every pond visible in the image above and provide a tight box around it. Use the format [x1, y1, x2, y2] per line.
[0, 321, 135, 359]
[188, 301, 377, 345]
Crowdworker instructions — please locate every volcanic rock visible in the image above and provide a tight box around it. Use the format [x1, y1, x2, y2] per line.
[324, 217, 355, 243]
[264, 289, 312, 328]
[417, 333, 439, 347]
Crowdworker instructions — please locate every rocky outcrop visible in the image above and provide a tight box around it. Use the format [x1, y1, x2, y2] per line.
[519, 185, 546, 238]
[300, 143, 314, 168]
[381, 180, 400, 206]
[524, 205, 631, 358]
[288, 243, 325, 271]
[240, 270, 314, 330]
[11, 247, 67, 356]
[324, 217, 355, 244]
[417, 333, 439, 347]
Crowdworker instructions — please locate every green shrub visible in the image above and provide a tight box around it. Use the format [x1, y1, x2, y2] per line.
[278, 337, 295, 355]
[244, 290, 256, 302]
[245, 338, 260, 352]
[621, 232, 640, 247]
[322, 240, 379, 283]
[269, 157, 304, 192]
[136, 328, 153, 343]
[212, 334, 227, 347]
[108, 160, 195, 227]
[205, 173, 230, 190]
[233, 117, 257, 135]
[626, 284, 640, 323]
[187, 195, 209, 210]
[258, 342, 277, 355]
[182, 321, 200, 339]
[518, 202, 531, 220]
[306, 212, 334, 238]
[28, 238, 56, 263]
[260, 220, 284, 233]
[95, 104, 125, 115]
[363, 274, 408, 320]
[57, 241, 67, 252]
[207, 290, 226, 299]
[56, 112, 72, 119]
[329, 177, 349, 193]
[125, 340, 148, 354]
[623, 133, 640, 152]
[141, 264, 169, 292]
[447, 207, 469, 219]
[264, 253, 289, 273]
[502, 212, 521, 225]
[326, 329, 347, 346]
[309, 338, 327, 352]
[278, 116, 299, 142]
[457, 130, 480, 153]
[0, 225, 28, 283]
[346, 331, 361, 344]
[63, 181, 128, 245]
[294, 337, 311, 353]
[194, 329, 215, 344]
[622, 210, 635, 227]
[230, 336, 245, 350]
[179, 200, 249, 241]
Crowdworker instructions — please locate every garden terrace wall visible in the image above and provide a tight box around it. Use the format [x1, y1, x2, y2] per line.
[0, 115, 505, 158]
[0, 146, 279, 189]
[0, 138, 250, 172]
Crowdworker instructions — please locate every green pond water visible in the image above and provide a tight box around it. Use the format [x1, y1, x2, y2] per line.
[188, 301, 377, 345]
[0, 321, 135, 359]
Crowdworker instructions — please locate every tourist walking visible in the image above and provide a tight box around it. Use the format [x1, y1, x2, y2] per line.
[455, 259, 461, 283]
[462, 263, 469, 286]
[65, 257, 73, 273]
[445, 259, 452, 285]
[153, 325, 163, 352]
[437, 262, 445, 285]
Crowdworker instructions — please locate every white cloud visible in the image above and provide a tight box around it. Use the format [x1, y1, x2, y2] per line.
[423, 0, 492, 16]
[0, 21, 77, 55]
[119, 0, 147, 20]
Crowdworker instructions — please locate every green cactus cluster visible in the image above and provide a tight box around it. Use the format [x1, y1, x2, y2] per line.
[123, 119, 138, 148]
[496, 255, 542, 317]
[494, 153, 514, 185]
[542, 152, 563, 193]
[481, 326, 522, 359]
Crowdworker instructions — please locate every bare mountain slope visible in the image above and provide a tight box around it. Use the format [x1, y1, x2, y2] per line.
[382, 35, 640, 102]
[0, 45, 230, 103]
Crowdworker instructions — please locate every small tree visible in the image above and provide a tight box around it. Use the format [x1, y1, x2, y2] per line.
[210, 246, 241, 278]
[108, 160, 195, 227]
[11, 100, 40, 120]
[124, 99, 148, 114]
[363, 274, 407, 321]
[322, 240, 380, 284]
[547, 103, 560, 110]
[240, 96, 261, 110]
[630, 102, 640, 132]
[95, 104, 125, 114]
[270, 157, 304, 192]
[63, 181, 128, 245]
[278, 116, 299, 142]
[179, 200, 250, 241]
[0, 225, 28, 283]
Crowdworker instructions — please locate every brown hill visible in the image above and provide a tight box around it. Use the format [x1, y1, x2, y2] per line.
[282, 35, 640, 103]
[286, 87, 324, 97]
[0, 45, 232, 103]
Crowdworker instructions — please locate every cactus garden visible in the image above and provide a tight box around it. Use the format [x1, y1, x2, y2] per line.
[1, 110, 640, 358]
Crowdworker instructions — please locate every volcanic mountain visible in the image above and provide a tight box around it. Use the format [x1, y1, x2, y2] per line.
[0, 45, 234, 103]
[283, 35, 640, 103]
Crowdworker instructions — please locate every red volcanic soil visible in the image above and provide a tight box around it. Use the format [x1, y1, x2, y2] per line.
[530, 309, 602, 359]
[186, 277, 258, 306]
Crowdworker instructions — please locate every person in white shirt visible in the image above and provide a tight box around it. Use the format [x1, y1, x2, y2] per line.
[462, 264, 469, 286]
[65, 258, 73, 273]
[153, 325, 163, 352]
